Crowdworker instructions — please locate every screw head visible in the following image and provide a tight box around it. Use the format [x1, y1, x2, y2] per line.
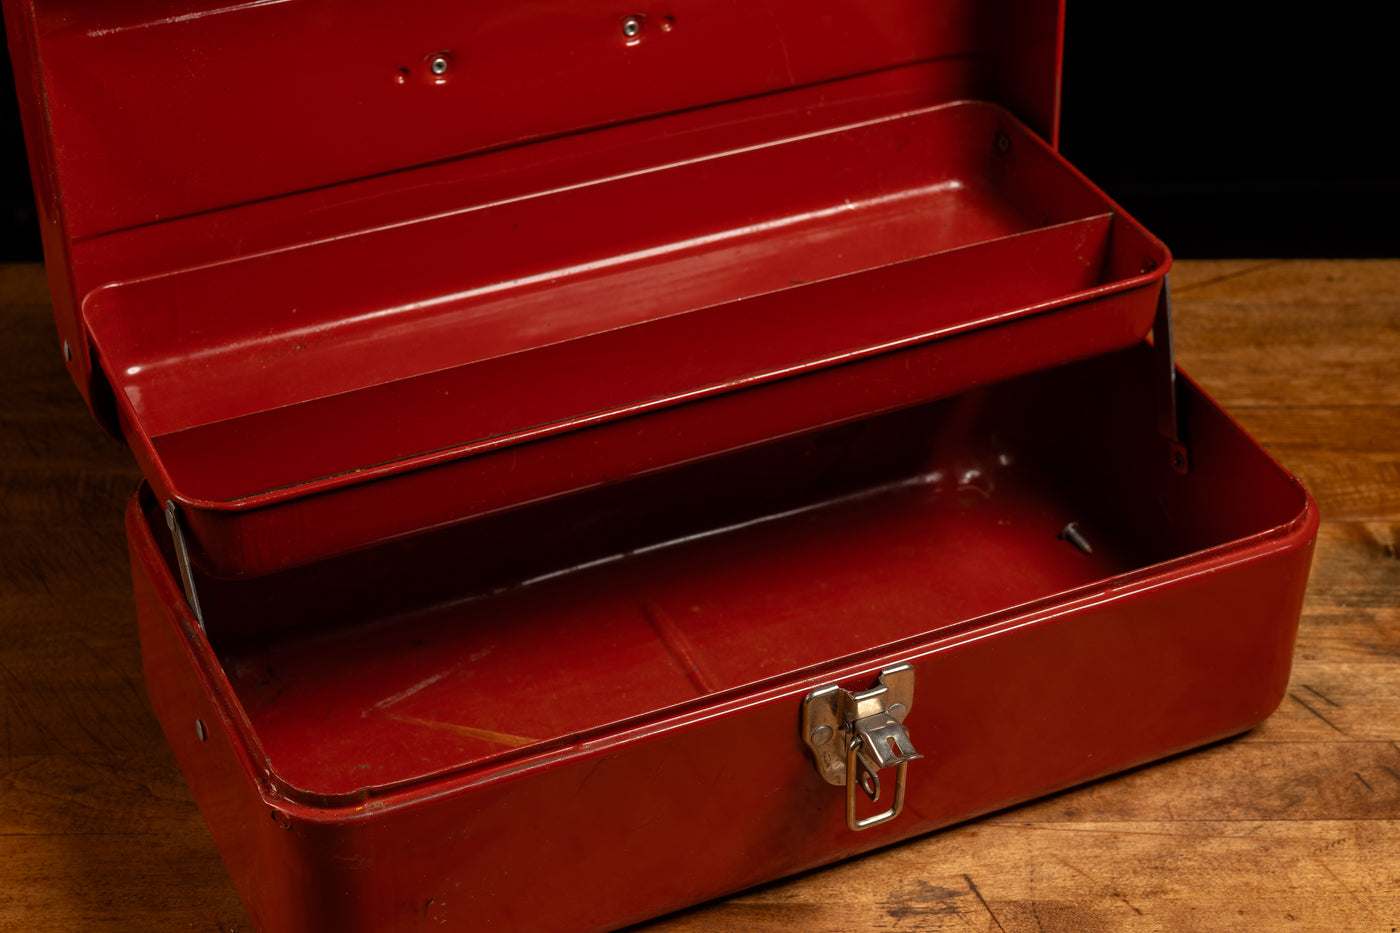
[195, 719, 207, 742]
[430, 55, 449, 75]
[622, 16, 641, 37]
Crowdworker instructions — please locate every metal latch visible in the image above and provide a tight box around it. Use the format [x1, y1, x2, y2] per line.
[802, 664, 921, 831]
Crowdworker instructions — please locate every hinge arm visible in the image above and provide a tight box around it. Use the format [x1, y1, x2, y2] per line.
[164, 501, 206, 631]
[1153, 275, 1189, 474]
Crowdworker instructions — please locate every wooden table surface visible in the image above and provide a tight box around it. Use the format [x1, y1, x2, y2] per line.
[1, 259, 1397, 931]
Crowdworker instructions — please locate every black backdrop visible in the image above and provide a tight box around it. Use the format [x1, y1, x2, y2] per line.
[1058, 6, 1395, 258]
[2, 7, 1395, 260]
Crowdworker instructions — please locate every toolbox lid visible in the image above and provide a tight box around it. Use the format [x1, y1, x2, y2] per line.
[6, 0, 1171, 576]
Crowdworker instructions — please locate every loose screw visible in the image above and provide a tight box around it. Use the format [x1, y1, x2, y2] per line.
[1059, 522, 1093, 555]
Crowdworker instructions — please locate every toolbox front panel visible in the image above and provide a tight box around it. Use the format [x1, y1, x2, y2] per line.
[133, 495, 1315, 933]
[130, 349, 1316, 932]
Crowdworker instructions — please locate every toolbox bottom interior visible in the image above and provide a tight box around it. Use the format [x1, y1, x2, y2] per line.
[178, 344, 1307, 802]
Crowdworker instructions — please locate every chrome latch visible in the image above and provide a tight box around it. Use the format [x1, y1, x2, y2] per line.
[802, 664, 921, 831]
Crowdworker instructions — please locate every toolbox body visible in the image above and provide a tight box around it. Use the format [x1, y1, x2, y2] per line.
[5, 1, 1317, 931]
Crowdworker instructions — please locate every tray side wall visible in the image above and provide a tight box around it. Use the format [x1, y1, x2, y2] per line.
[172, 281, 1161, 578]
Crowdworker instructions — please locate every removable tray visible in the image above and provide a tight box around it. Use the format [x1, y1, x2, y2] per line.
[131, 345, 1316, 932]
[90, 100, 1167, 577]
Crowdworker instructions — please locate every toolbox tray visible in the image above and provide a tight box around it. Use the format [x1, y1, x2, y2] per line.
[87, 98, 1166, 578]
[131, 344, 1316, 931]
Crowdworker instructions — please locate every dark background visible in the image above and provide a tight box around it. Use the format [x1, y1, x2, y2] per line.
[2, 8, 1395, 261]
[1058, 8, 1395, 258]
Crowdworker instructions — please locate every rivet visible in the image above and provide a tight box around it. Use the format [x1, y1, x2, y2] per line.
[810, 724, 834, 746]
[271, 810, 293, 830]
[887, 702, 907, 720]
[430, 55, 449, 76]
[195, 719, 207, 742]
[622, 16, 642, 37]
[996, 133, 1011, 153]
[62, 340, 72, 362]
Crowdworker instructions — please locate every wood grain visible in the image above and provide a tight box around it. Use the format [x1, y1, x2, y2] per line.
[1, 260, 1397, 932]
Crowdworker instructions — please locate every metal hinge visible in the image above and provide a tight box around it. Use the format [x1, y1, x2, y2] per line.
[1153, 275, 1190, 474]
[802, 664, 921, 831]
[164, 501, 205, 631]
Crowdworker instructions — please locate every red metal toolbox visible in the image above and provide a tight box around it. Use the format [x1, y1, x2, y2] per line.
[5, 2, 1316, 931]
